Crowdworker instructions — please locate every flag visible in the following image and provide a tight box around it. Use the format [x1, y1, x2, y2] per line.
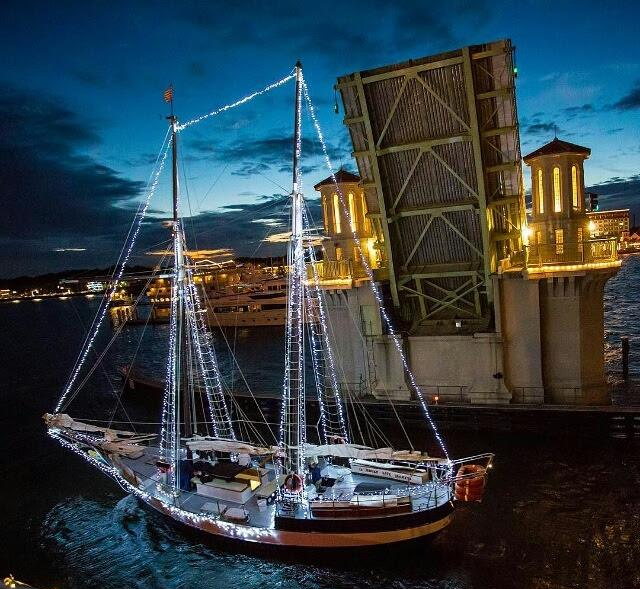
[164, 85, 174, 103]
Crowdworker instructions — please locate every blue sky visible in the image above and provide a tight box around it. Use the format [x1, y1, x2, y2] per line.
[1, 0, 639, 276]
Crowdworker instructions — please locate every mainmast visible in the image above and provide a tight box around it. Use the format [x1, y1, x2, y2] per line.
[161, 100, 193, 492]
[281, 61, 306, 479]
[168, 113, 193, 445]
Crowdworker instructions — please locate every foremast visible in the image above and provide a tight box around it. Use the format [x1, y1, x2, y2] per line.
[279, 61, 306, 484]
[160, 105, 235, 494]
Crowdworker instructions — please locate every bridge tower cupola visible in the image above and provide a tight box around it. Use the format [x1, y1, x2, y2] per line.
[314, 169, 379, 268]
[524, 138, 591, 252]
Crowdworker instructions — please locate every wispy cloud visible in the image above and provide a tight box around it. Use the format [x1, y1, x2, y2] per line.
[611, 80, 640, 110]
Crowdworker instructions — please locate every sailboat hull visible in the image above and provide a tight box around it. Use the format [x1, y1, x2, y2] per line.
[141, 491, 454, 548]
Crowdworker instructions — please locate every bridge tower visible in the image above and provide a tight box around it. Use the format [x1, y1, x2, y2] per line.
[498, 138, 620, 405]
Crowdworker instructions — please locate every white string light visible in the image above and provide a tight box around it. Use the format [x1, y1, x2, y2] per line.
[177, 73, 295, 131]
[302, 207, 349, 444]
[301, 75, 450, 460]
[277, 67, 306, 500]
[55, 135, 173, 414]
[184, 263, 235, 440]
[159, 256, 180, 489]
[48, 431, 280, 539]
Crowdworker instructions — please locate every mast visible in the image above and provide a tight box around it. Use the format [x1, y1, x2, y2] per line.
[168, 113, 193, 444]
[281, 61, 305, 479]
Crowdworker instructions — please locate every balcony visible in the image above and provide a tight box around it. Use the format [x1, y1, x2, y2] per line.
[306, 259, 387, 284]
[503, 238, 620, 274]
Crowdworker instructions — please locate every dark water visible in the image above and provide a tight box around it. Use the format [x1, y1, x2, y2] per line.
[1, 255, 639, 589]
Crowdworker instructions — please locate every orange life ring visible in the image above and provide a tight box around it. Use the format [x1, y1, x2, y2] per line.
[283, 473, 304, 493]
[454, 464, 487, 502]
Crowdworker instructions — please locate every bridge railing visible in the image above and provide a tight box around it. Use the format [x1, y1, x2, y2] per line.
[507, 238, 618, 270]
[306, 260, 370, 281]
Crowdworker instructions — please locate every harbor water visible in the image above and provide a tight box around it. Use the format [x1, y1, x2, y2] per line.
[1, 255, 639, 589]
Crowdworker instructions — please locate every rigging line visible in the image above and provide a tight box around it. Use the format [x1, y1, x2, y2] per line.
[177, 72, 295, 131]
[106, 255, 169, 429]
[256, 169, 290, 194]
[55, 134, 173, 414]
[59, 134, 171, 399]
[179, 147, 200, 254]
[72, 128, 172, 353]
[196, 164, 229, 211]
[199, 284, 278, 444]
[66, 297, 137, 432]
[216, 196, 290, 394]
[301, 76, 449, 460]
[302, 202, 411, 449]
[62, 261, 169, 412]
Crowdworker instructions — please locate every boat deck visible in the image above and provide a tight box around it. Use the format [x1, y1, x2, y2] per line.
[117, 447, 451, 528]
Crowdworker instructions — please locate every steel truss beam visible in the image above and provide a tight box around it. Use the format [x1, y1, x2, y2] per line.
[338, 40, 524, 327]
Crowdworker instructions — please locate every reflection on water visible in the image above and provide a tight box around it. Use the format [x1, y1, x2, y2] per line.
[605, 254, 640, 382]
[37, 434, 640, 589]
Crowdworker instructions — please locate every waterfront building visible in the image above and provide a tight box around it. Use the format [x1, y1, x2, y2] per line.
[320, 40, 620, 406]
[586, 208, 630, 242]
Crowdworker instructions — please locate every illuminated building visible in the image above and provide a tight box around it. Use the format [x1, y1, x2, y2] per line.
[313, 169, 383, 283]
[327, 42, 620, 406]
[586, 209, 630, 242]
[497, 138, 620, 404]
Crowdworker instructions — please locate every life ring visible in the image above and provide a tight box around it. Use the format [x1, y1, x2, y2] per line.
[454, 464, 487, 502]
[283, 473, 304, 493]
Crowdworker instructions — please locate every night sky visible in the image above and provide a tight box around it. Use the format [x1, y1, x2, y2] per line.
[2, 0, 639, 277]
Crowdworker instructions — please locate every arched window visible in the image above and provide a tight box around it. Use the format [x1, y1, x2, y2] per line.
[361, 193, 372, 233]
[537, 169, 544, 214]
[332, 193, 341, 234]
[348, 192, 357, 232]
[553, 167, 562, 212]
[322, 195, 329, 232]
[571, 165, 579, 209]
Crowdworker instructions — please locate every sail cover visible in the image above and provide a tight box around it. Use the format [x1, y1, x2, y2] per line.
[304, 443, 437, 462]
[186, 438, 277, 456]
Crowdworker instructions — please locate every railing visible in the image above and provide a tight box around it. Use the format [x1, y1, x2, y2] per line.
[306, 260, 370, 281]
[507, 238, 618, 271]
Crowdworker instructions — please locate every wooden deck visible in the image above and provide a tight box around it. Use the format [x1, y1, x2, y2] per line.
[117, 446, 451, 531]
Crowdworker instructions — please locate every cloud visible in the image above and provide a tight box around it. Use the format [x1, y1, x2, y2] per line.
[180, 0, 488, 64]
[588, 174, 640, 220]
[183, 194, 322, 257]
[611, 80, 640, 110]
[187, 135, 351, 177]
[561, 103, 595, 120]
[0, 85, 145, 275]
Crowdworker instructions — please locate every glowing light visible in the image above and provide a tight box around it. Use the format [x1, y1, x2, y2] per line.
[553, 167, 562, 213]
[302, 75, 449, 460]
[177, 73, 295, 131]
[302, 206, 349, 445]
[522, 225, 533, 244]
[588, 220, 596, 233]
[537, 169, 544, 214]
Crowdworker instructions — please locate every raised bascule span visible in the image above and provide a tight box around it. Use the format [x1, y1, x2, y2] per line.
[44, 58, 493, 548]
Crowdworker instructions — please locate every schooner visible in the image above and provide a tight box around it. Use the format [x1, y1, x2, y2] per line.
[44, 62, 493, 548]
